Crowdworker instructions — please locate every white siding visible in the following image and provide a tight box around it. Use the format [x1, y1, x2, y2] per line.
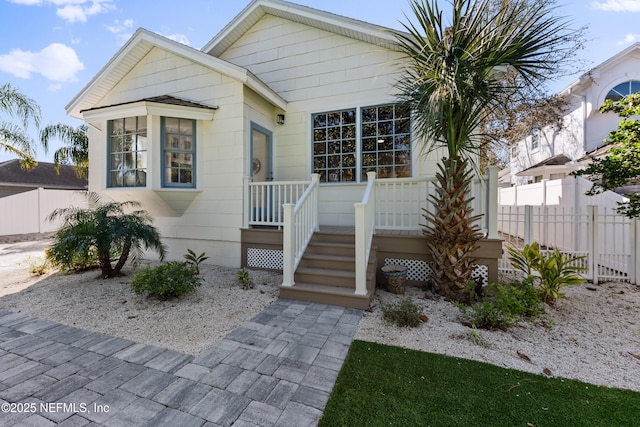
[87, 47, 248, 267]
[219, 15, 431, 182]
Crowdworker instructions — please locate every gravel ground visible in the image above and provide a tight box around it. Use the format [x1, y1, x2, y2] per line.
[1, 234, 639, 392]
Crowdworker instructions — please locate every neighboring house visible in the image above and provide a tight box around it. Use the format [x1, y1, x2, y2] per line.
[509, 43, 640, 185]
[0, 159, 87, 197]
[66, 0, 501, 308]
[0, 159, 88, 235]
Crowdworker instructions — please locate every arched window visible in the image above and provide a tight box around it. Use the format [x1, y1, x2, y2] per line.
[605, 80, 640, 101]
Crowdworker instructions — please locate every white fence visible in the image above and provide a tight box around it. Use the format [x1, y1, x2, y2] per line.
[0, 188, 88, 236]
[498, 177, 639, 284]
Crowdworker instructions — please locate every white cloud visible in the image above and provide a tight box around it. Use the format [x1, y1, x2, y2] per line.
[48, 83, 63, 92]
[618, 33, 640, 44]
[163, 34, 190, 46]
[106, 19, 134, 34]
[591, 0, 640, 11]
[9, 0, 114, 23]
[0, 43, 84, 82]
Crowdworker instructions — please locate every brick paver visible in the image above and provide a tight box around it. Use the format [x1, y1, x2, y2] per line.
[0, 300, 362, 426]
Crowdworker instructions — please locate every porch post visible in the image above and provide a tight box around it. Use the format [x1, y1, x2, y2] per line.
[243, 176, 251, 229]
[311, 173, 320, 232]
[282, 203, 294, 286]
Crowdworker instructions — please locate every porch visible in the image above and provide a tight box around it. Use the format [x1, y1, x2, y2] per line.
[241, 168, 502, 309]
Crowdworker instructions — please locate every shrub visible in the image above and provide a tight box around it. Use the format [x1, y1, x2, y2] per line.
[458, 279, 544, 330]
[507, 242, 586, 305]
[130, 262, 201, 300]
[381, 298, 423, 328]
[47, 192, 166, 279]
[183, 249, 208, 274]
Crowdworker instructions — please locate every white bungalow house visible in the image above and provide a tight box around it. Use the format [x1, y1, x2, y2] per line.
[509, 43, 640, 185]
[66, 0, 500, 308]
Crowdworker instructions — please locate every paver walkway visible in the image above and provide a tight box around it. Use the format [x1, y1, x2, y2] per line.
[0, 299, 362, 426]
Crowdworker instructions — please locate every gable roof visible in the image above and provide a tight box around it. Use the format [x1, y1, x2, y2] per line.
[66, 28, 287, 119]
[202, 0, 400, 57]
[0, 160, 87, 190]
[562, 43, 640, 95]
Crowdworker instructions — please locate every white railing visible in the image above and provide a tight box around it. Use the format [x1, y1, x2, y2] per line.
[354, 172, 377, 295]
[374, 166, 499, 237]
[244, 177, 310, 228]
[282, 174, 320, 286]
[374, 176, 435, 230]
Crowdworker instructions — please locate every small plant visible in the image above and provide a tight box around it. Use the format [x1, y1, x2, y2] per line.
[235, 268, 254, 290]
[23, 255, 50, 276]
[466, 326, 490, 348]
[507, 242, 586, 305]
[381, 298, 423, 328]
[458, 279, 544, 330]
[183, 249, 209, 274]
[130, 262, 202, 300]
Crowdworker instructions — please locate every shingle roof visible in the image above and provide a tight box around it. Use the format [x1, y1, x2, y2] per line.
[80, 95, 218, 114]
[0, 159, 88, 190]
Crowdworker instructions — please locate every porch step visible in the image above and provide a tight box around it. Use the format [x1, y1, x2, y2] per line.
[278, 228, 377, 309]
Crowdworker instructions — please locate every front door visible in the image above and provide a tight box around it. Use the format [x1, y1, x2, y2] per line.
[251, 124, 272, 182]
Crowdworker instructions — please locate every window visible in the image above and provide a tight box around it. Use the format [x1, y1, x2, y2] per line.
[163, 117, 195, 187]
[312, 104, 411, 183]
[313, 109, 357, 182]
[108, 116, 147, 187]
[530, 128, 539, 150]
[605, 80, 640, 102]
[361, 104, 411, 180]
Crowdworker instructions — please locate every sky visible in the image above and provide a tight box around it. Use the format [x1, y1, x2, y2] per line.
[1, 0, 640, 163]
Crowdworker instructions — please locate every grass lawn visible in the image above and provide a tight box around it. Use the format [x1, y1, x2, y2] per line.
[320, 340, 640, 426]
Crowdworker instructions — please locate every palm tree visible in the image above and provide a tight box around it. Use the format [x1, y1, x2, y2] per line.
[47, 193, 166, 278]
[394, 0, 576, 303]
[41, 123, 89, 178]
[0, 83, 41, 168]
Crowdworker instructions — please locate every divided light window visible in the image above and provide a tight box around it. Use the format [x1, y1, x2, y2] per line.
[312, 104, 411, 183]
[163, 117, 195, 187]
[108, 116, 147, 188]
[361, 104, 411, 180]
[312, 109, 357, 182]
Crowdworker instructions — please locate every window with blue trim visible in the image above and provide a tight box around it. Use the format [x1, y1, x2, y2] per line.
[163, 117, 195, 187]
[108, 116, 147, 188]
[312, 104, 411, 183]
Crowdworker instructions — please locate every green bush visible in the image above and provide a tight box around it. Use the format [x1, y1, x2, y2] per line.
[130, 262, 202, 300]
[46, 243, 99, 272]
[507, 242, 586, 305]
[381, 298, 423, 328]
[458, 279, 544, 330]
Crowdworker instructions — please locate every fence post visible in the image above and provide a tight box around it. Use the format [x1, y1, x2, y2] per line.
[487, 166, 498, 239]
[632, 218, 640, 286]
[588, 205, 598, 285]
[282, 204, 294, 287]
[524, 205, 533, 245]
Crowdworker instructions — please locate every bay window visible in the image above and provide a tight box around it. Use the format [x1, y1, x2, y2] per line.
[108, 116, 147, 188]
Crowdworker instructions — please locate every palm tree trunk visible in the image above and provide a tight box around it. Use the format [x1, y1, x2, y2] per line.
[112, 240, 132, 276]
[423, 157, 484, 304]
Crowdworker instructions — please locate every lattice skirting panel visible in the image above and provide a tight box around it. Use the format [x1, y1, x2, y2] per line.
[384, 258, 489, 286]
[247, 248, 283, 270]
